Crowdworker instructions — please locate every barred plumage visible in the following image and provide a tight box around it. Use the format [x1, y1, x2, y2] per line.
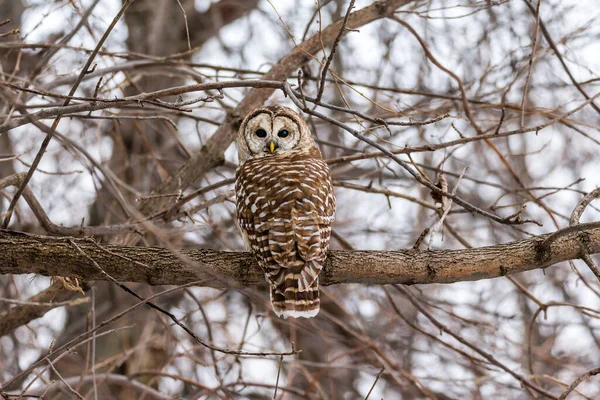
[235, 106, 335, 318]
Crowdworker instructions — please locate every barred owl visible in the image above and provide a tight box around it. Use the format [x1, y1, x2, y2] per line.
[235, 106, 335, 318]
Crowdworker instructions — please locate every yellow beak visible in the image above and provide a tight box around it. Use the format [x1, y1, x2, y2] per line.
[269, 140, 276, 153]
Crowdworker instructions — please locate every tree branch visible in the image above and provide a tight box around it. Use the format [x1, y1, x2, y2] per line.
[2, 223, 599, 287]
[0, 281, 85, 337]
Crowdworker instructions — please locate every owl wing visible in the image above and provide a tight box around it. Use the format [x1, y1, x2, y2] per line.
[266, 158, 335, 291]
[235, 155, 335, 291]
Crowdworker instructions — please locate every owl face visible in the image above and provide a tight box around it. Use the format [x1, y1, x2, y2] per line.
[237, 106, 315, 163]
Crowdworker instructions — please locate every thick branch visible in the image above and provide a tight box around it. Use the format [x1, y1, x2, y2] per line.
[0, 282, 82, 337]
[1, 224, 599, 287]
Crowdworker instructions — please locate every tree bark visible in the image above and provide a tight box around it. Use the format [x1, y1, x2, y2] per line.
[2, 223, 599, 287]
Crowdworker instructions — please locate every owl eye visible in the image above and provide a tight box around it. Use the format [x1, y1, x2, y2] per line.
[278, 129, 289, 138]
[255, 129, 267, 138]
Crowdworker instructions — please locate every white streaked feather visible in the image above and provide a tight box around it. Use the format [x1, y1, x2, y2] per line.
[275, 308, 319, 319]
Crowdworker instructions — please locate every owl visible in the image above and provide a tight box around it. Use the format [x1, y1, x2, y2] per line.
[235, 106, 335, 318]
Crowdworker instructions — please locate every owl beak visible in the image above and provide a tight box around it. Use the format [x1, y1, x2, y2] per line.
[268, 140, 277, 153]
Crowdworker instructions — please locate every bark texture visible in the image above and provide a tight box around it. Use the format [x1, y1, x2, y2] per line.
[2, 223, 599, 287]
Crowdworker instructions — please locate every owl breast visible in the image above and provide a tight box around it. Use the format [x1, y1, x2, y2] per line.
[235, 147, 335, 317]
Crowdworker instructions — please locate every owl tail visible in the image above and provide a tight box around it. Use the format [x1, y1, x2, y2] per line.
[270, 277, 320, 319]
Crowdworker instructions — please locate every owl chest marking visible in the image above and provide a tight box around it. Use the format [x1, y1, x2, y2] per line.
[235, 155, 333, 234]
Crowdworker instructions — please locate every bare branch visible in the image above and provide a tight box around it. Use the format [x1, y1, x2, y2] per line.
[559, 368, 600, 400]
[1, 0, 136, 229]
[0, 281, 83, 337]
[315, 0, 356, 102]
[1, 223, 599, 288]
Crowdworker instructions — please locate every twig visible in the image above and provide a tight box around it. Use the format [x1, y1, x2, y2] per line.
[12, 373, 172, 400]
[395, 285, 558, 399]
[0, 79, 285, 133]
[559, 368, 600, 400]
[284, 82, 541, 226]
[46, 360, 85, 400]
[570, 188, 600, 227]
[364, 367, 385, 400]
[569, 187, 600, 281]
[68, 238, 299, 357]
[1, 0, 136, 229]
[523, 0, 600, 116]
[10, 325, 135, 396]
[315, 0, 356, 102]
[520, 0, 542, 128]
[273, 355, 284, 399]
[0, 297, 89, 307]
[412, 228, 430, 250]
[91, 287, 98, 400]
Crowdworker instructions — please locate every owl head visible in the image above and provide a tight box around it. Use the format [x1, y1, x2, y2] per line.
[236, 106, 316, 163]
